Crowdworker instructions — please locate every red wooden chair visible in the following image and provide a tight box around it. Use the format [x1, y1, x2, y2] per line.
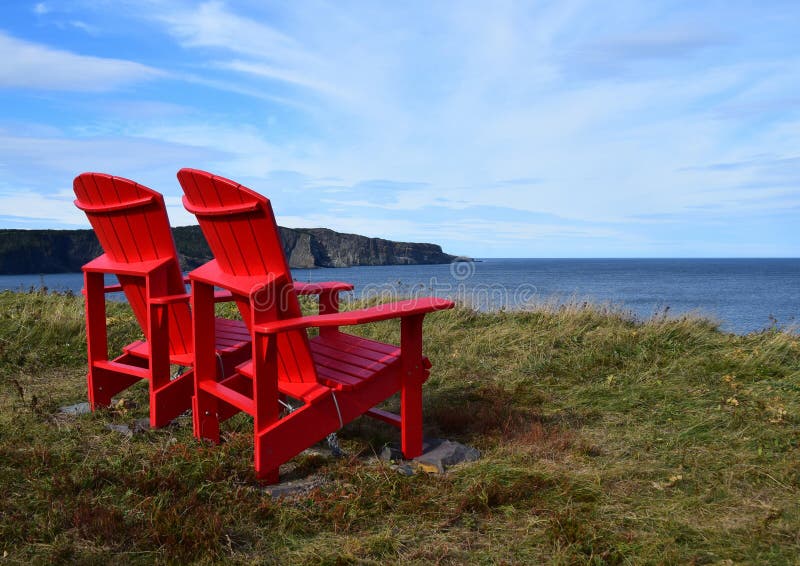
[73, 172, 252, 428]
[178, 168, 454, 482]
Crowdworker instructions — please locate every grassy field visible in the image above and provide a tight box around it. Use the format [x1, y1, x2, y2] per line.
[0, 289, 798, 564]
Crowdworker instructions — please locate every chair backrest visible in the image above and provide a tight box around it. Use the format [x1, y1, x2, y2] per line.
[177, 168, 317, 384]
[73, 172, 192, 356]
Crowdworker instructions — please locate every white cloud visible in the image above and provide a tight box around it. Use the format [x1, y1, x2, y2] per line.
[0, 133, 225, 173]
[69, 20, 100, 35]
[125, 122, 293, 178]
[0, 31, 162, 91]
[218, 60, 341, 97]
[156, 0, 313, 65]
[0, 187, 84, 226]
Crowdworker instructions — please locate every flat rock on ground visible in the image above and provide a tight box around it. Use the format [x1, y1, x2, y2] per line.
[105, 418, 151, 437]
[263, 474, 329, 499]
[58, 402, 91, 415]
[381, 438, 480, 474]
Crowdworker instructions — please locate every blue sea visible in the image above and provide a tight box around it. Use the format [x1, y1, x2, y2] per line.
[1, 258, 798, 335]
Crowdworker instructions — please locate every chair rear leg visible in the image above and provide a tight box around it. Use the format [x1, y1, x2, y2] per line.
[401, 380, 423, 458]
[400, 314, 425, 459]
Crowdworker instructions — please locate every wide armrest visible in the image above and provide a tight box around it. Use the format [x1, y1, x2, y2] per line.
[254, 297, 454, 335]
[293, 281, 354, 295]
[82, 254, 173, 277]
[181, 273, 233, 302]
[189, 260, 282, 297]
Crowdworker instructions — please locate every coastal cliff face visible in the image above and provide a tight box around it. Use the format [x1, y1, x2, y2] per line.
[280, 228, 455, 269]
[0, 226, 456, 274]
[0, 230, 103, 274]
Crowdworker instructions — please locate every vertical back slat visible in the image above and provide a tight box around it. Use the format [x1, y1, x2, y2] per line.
[85, 175, 130, 263]
[178, 168, 317, 383]
[73, 173, 193, 356]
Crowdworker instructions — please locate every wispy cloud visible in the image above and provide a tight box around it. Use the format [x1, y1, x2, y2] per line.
[682, 155, 800, 175]
[583, 29, 730, 61]
[217, 60, 341, 97]
[68, 20, 100, 35]
[0, 31, 163, 91]
[0, 187, 84, 226]
[158, 1, 302, 56]
[0, 132, 226, 174]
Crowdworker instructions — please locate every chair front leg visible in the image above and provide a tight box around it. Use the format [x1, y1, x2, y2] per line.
[192, 280, 220, 442]
[146, 268, 173, 427]
[147, 302, 170, 388]
[400, 314, 425, 458]
[148, 302, 196, 427]
[253, 332, 281, 483]
[84, 271, 111, 408]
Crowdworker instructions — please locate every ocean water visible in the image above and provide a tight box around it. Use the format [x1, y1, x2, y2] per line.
[1, 258, 798, 335]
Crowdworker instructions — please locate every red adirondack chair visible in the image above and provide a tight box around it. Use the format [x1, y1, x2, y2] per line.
[178, 168, 454, 482]
[73, 172, 252, 427]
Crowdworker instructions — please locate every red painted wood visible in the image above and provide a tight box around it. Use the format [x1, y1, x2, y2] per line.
[365, 408, 402, 428]
[93, 359, 151, 381]
[151, 370, 195, 428]
[313, 366, 363, 390]
[400, 315, 424, 458]
[179, 169, 318, 389]
[75, 173, 190, 354]
[310, 340, 393, 371]
[178, 168, 455, 483]
[199, 380, 255, 414]
[312, 334, 400, 363]
[254, 361, 405, 480]
[253, 297, 454, 334]
[123, 320, 248, 358]
[146, 267, 171, 399]
[320, 332, 402, 357]
[84, 272, 108, 408]
[312, 354, 384, 381]
[191, 279, 221, 441]
[74, 172, 251, 429]
[234, 360, 330, 402]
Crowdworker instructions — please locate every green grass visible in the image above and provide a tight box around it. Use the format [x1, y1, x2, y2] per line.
[1, 289, 799, 564]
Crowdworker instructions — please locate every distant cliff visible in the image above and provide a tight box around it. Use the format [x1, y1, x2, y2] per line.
[0, 226, 456, 274]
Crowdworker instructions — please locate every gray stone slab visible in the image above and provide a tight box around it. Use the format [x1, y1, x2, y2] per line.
[58, 402, 91, 415]
[379, 445, 404, 462]
[264, 475, 328, 499]
[132, 418, 151, 433]
[381, 438, 480, 473]
[413, 439, 481, 474]
[395, 463, 415, 476]
[106, 423, 133, 437]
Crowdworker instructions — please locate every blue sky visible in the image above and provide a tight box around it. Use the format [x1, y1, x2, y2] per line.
[0, 1, 798, 257]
